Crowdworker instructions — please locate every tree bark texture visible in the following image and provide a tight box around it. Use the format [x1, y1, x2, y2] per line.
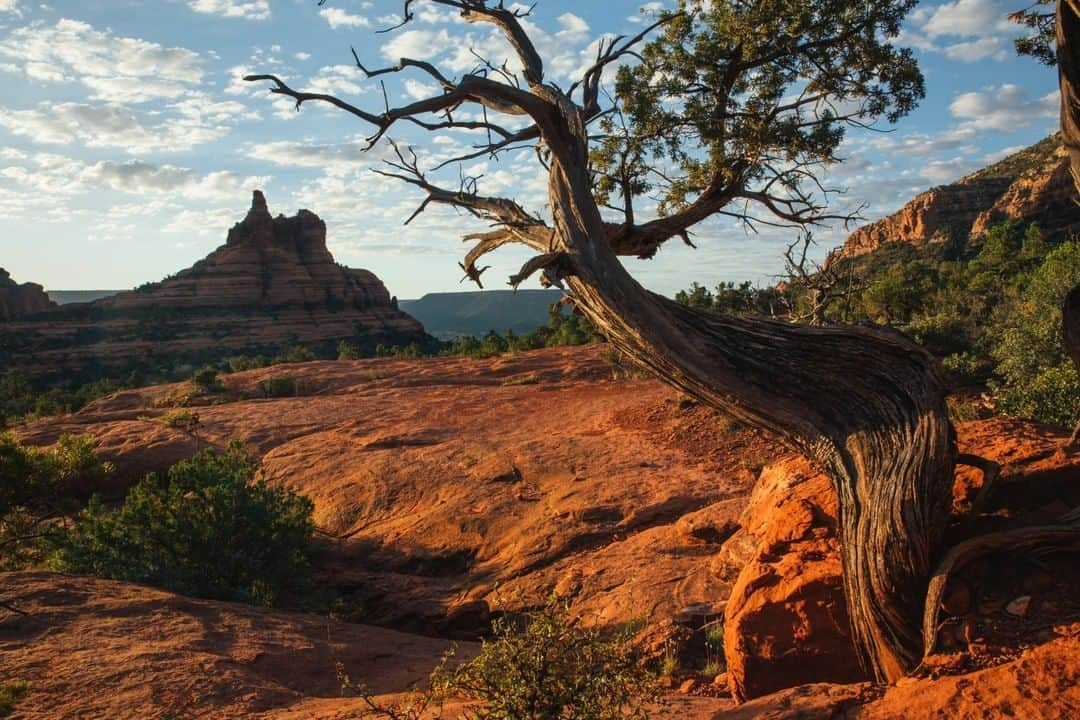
[1060, 0, 1080, 192]
[539, 131, 956, 682]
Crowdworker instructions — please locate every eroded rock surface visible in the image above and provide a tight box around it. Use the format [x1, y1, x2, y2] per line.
[18, 346, 785, 634]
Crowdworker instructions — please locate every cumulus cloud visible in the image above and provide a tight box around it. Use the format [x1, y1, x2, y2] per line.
[246, 136, 395, 176]
[0, 101, 234, 154]
[305, 65, 368, 96]
[0, 152, 266, 199]
[944, 36, 1006, 62]
[320, 7, 370, 29]
[0, 0, 17, 14]
[921, 0, 1010, 37]
[949, 84, 1059, 131]
[187, 0, 270, 21]
[0, 19, 203, 103]
[918, 157, 982, 184]
[902, 0, 1019, 63]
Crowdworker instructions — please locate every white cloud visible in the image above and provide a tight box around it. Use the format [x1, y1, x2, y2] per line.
[922, 0, 1009, 38]
[918, 157, 981, 184]
[403, 78, 438, 100]
[320, 7, 370, 29]
[0, 19, 203, 103]
[949, 84, 1059, 131]
[903, 0, 1019, 62]
[0, 152, 266, 200]
[187, 0, 270, 21]
[305, 65, 367, 96]
[246, 136, 393, 176]
[0, 101, 233, 154]
[0, 0, 17, 14]
[944, 35, 1007, 62]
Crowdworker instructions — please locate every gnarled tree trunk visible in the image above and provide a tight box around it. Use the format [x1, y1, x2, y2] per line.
[1060, 0, 1080, 191]
[249, 0, 958, 683]
[543, 141, 956, 681]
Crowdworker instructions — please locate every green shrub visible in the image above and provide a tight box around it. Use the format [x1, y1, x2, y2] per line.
[0, 680, 29, 718]
[994, 364, 1080, 429]
[47, 443, 314, 606]
[190, 366, 221, 393]
[227, 354, 267, 373]
[337, 340, 359, 360]
[259, 375, 298, 398]
[431, 596, 656, 720]
[160, 409, 199, 430]
[989, 240, 1080, 428]
[941, 351, 984, 384]
[0, 434, 112, 570]
[271, 345, 316, 364]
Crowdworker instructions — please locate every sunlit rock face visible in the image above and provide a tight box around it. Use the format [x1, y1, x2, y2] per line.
[843, 136, 1080, 258]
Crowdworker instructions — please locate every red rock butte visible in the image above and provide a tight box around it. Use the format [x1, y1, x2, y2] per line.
[0, 267, 56, 321]
[0, 191, 426, 376]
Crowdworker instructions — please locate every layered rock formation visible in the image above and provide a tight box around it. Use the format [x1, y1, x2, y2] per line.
[0, 192, 425, 376]
[843, 135, 1080, 257]
[0, 268, 56, 321]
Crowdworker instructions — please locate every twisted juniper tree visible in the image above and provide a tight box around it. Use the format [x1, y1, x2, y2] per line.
[250, 0, 954, 682]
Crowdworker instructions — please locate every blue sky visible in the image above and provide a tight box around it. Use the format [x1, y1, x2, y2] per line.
[0, 0, 1062, 299]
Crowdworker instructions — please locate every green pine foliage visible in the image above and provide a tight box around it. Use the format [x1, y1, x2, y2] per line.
[47, 443, 314, 607]
[0, 434, 113, 570]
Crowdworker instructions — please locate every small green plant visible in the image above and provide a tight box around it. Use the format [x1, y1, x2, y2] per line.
[227, 354, 267, 373]
[501, 373, 540, 386]
[659, 645, 680, 678]
[337, 340, 360, 361]
[0, 433, 113, 570]
[47, 443, 314, 606]
[259, 375, 298, 398]
[701, 623, 725, 678]
[271, 345, 316, 364]
[190, 366, 221, 393]
[432, 595, 657, 720]
[160, 409, 197, 430]
[0, 680, 29, 717]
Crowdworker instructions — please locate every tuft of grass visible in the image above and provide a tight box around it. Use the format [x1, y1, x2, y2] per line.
[0, 680, 29, 718]
[501, 373, 540, 386]
[701, 661, 724, 679]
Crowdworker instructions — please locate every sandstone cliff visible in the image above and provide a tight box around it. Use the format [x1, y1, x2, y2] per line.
[843, 135, 1080, 257]
[0, 192, 425, 377]
[0, 268, 56, 321]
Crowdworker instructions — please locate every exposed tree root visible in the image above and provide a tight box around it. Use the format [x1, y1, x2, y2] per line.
[922, 507, 1080, 655]
[956, 453, 1003, 519]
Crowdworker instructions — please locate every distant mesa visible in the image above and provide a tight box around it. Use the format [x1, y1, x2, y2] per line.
[0, 191, 426, 377]
[842, 134, 1080, 258]
[0, 267, 57, 321]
